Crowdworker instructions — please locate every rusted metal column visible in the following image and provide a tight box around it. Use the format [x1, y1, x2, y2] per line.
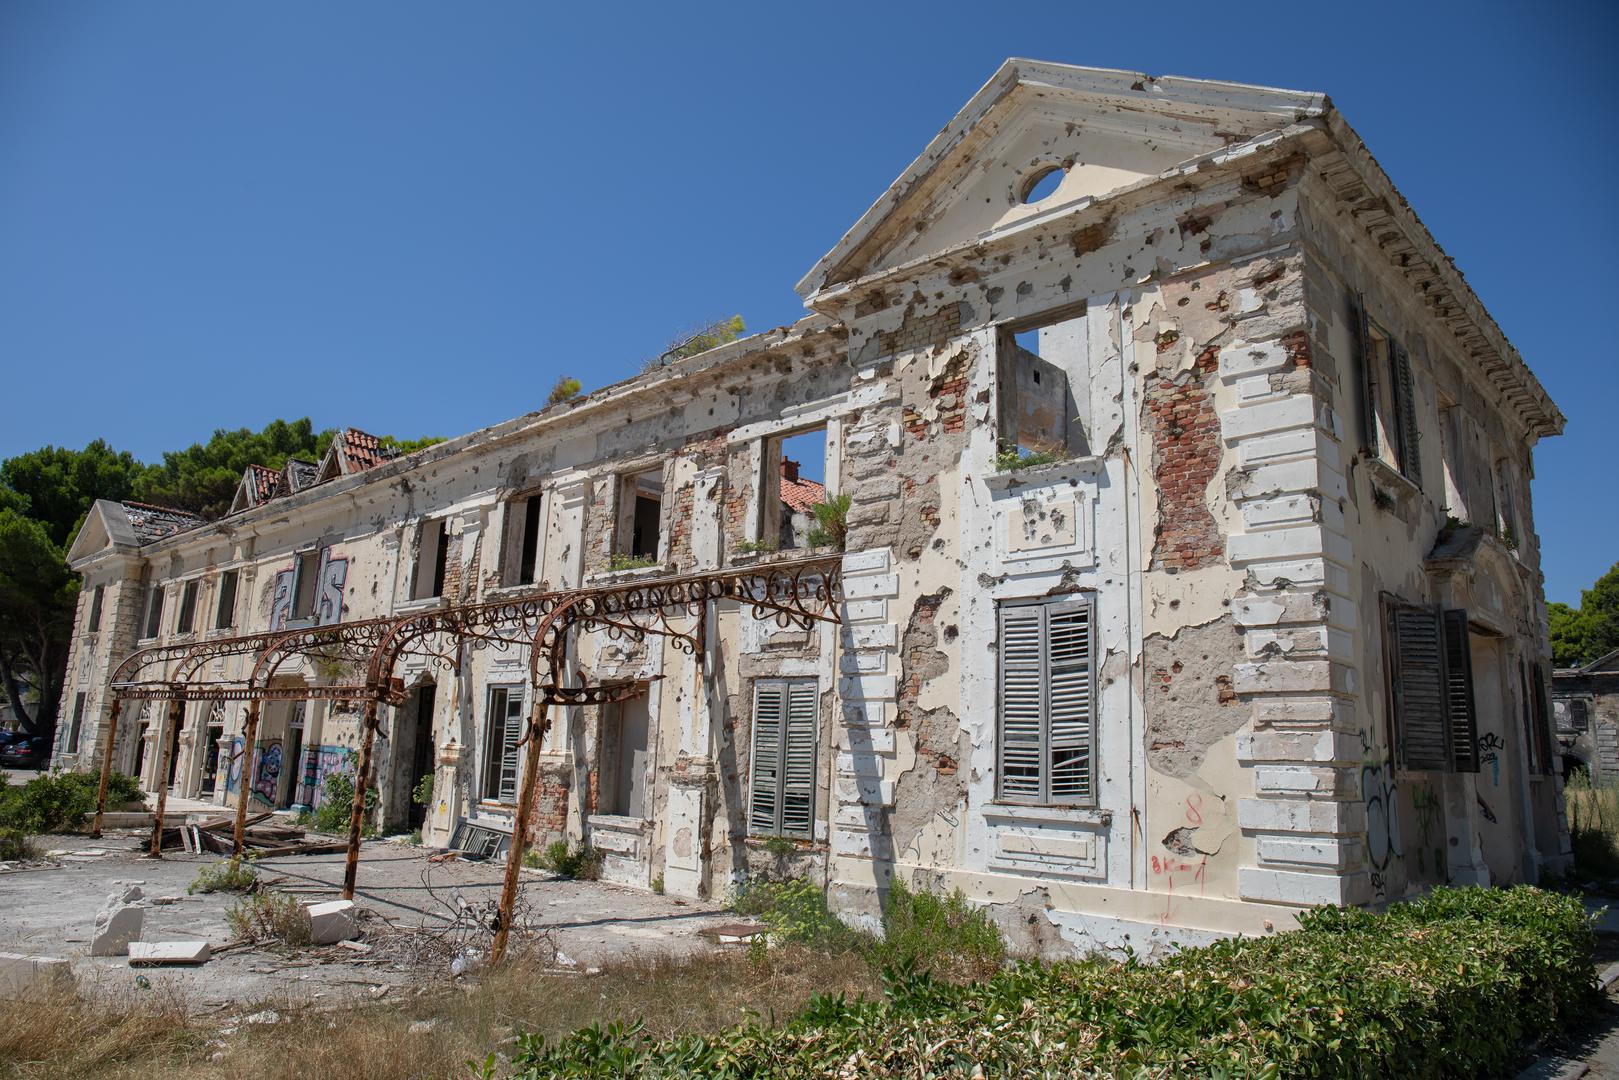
[489, 695, 552, 965]
[233, 698, 262, 856]
[341, 696, 381, 901]
[148, 694, 183, 858]
[89, 697, 124, 839]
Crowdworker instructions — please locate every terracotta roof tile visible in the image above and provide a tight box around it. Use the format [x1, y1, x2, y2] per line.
[778, 459, 827, 515]
[121, 501, 206, 544]
[336, 428, 399, 472]
[246, 464, 281, 502]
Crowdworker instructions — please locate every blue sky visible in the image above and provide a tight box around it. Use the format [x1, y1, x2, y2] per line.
[1, 2, 1614, 603]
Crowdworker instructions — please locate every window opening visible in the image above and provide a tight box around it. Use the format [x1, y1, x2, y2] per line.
[412, 521, 448, 600]
[599, 692, 651, 818]
[66, 692, 87, 755]
[996, 310, 1089, 468]
[613, 469, 664, 565]
[214, 569, 239, 630]
[502, 494, 545, 587]
[176, 579, 199, 634]
[762, 426, 828, 551]
[749, 678, 817, 837]
[483, 685, 525, 803]
[1020, 165, 1065, 204]
[142, 584, 165, 640]
[87, 584, 104, 632]
[1383, 600, 1478, 772]
[291, 550, 320, 618]
[996, 596, 1096, 805]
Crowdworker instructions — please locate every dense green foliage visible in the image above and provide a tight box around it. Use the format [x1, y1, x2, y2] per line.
[308, 770, 377, 834]
[510, 886, 1595, 1079]
[547, 377, 583, 405]
[529, 839, 604, 880]
[1550, 560, 1619, 668]
[0, 770, 143, 834]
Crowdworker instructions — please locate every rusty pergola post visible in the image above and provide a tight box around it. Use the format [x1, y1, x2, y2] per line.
[489, 696, 553, 965]
[232, 698, 262, 855]
[148, 693, 183, 858]
[89, 696, 124, 839]
[341, 696, 381, 901]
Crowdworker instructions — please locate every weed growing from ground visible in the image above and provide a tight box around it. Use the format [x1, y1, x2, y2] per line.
[188, 857, 258, 895]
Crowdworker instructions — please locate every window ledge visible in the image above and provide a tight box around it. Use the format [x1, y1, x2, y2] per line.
[729, 547, 832, 568]
[982, 802, 1110, 827]
[587, 813, 647, 832]
[395, 596, 447, 614]
[586, 563, 672, 584]
[1363, 455, 1422, 504]
[484, 582, 547, 600]
[983, 455, 1104, 492]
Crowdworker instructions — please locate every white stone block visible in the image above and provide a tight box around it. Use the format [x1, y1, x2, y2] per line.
[1253, 765, 1341, 797]
[1237, 797, 1364, 835]
[1227, 459, 1319, 502]
[840, 699, 888, 728]
[1239, 867, 1369, 906]
[0, 953, 74, 998]
[1218, 339, 1289, 380]
[842, 573, 898, 600]
[844, 623, 896, 650]
[836, 727, 895, 753]
[129, 941, 211, 966]
[1231, 591, 1325, 628]
[1255, 835, 1362, 871]
[303, 900, 357, 945]
[839, 650, 888, 674]
[1244, 557, 1328, 590]
[1227, 525, 1331, 566]
[1237, 729, 1355, 765]
[1240, 495, 1317, 529]
[1237, 427, 1317, 467]
[837, 675, 896, 701]
[90, 904, 145, 957]
[834, 772, 894, 807]
[842, 598, 888, 623]
[1232, 660, 1334, 694]
[1221, 395, 1317, 442]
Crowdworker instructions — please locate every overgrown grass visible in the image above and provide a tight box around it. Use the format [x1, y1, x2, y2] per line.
[1566, 772, 1619, 880]
[188, 857, 258, 895]
[514, 885, 1597, 1079]
[0, 770, 143, 835]
[0, 827, 41, 861]
[528, 840, 604, 880]
[0, 946, 876, 1080]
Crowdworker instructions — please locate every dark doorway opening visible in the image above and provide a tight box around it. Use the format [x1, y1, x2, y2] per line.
[201, 724, 223, 795]
[408, 683, 436, 830]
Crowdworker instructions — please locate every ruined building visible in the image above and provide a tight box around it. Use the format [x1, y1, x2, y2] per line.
[57, 60, 1567, 952]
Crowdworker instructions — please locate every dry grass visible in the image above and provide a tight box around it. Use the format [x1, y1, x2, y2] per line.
[0, 945, 879, 1080]
[1566, 773, 1619, 880]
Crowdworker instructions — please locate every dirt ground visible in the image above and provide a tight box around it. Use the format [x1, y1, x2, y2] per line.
[0, 828, 742, 1012]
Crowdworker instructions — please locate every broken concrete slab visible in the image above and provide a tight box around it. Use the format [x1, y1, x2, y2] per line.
[129, 941, 211, 966]
[0, 952, 75, 998]
[303, 899, 357, 945]
[90, 903, 145, 956]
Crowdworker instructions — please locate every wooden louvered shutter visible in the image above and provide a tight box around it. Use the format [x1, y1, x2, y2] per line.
[1351, 297, 1378, 457]
[1046, 600, 1095, 804]
[749, 681, 785, 834]
[1391, 340, 1422, 484]
[997, 605, 1045, 802]
[1388, 603, 1450, 771]
[1530, 664, 1553, 775]
[496, 689, 525, 802]
[1441, 609, 1478, 772]
[780, 681, 818, 838]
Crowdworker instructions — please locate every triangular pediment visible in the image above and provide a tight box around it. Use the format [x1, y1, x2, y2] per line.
[66, 500, 135, 566]
[798, 59, 1324, 298]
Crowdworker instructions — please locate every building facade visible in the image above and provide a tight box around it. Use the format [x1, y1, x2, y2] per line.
[1554, 650, 1619, 783]
[58, 61, 1567, 955]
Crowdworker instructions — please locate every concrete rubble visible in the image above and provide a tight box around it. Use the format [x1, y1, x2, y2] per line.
[89, 884, 146, 956]
[0, 951, 75, 998]
[129, 941, 212, 966]
[303, 899, 358, 945]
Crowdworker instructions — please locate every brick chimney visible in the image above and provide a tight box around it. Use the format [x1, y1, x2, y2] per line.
[780, 457, 799, 483]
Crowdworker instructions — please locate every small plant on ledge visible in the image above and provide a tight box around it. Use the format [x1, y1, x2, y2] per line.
[606, 553, 660, 573]
[994, 442, 1063, 473]
[734, 538, 779, 556]
[805, 493, 851, 551]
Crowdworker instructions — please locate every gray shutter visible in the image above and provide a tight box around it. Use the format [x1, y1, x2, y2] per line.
[1351, 297, 1378, 457]
[1388, 603, 1450, 771]
[1530, 664, 1553, 775]
[749, 681, 785, 833]
[780, 681, 817, 837]
[495, 689, 525, 802]
[1441, 609, 1478, 772]
[1046, 600, 1095, 804]
[1391, 340, 1422, 484]
[997, 605, 1045, 801]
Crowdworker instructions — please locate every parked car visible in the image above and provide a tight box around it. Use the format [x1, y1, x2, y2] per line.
[0, 737, 50, 769]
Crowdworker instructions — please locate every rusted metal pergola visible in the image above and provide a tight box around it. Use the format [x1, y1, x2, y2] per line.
[90, 554, 842, 962]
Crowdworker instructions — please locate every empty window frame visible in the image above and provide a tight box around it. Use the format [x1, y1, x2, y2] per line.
[87, 584, 104, 633]
[613, 469, 664, 563]
[1523, 660, 1555, 776]
[176, 579, 200, 634]
[1383, 601, 1478, 772]
[1494, 458, 1521, 546]
[762, 426, 828, 551]
[290, 550, 320, 619]
[1351, 302, 1422, 485]
[996, 307, 1090, 463]
[598, 691, 652, 818]
[501, 493, 545, 587]
[996, 595, 1096, 805]
[411, 520, 449, 600]
[482, 685, 526, 804]
[66, 692, 87, 755]
[749, 678, 817, 838]
[142, 584, 166, 640]
[214, 569, 240, 630]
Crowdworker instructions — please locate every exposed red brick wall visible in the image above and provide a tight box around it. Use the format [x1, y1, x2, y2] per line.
[1144, 347, 1224, 571]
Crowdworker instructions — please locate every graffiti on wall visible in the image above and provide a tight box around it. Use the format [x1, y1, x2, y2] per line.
[1477, 732, 1505, 786]
[268, 546, 350, 631]
[310, 746, 354, 808]
[253, 739, 283, 805]
[1361, 761, 1401, 900]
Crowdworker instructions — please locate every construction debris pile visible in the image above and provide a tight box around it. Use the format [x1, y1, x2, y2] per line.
[154, 812, 350, 856]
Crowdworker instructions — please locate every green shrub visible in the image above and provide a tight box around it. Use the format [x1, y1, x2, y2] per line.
[869, 877, 1005, 980]
[994, 444, 1064, 472]
[412, 771, 434, 807]
[227, 891, 310, 946]
[606, 554, 660, 573]
[308, 770, 377, 834]
[0, 770, 144, 834]
[533, 840, 604, 880]
[188, 857, 258, 895]
[512, 885, 1597, 1078]
[0, 828, 40, 861]
[804, 494, 851, 551]
[733, 878, 863, 951]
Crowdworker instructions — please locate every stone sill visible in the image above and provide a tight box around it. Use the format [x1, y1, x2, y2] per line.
[982, 802, 1111, 828]
[729, 547, 835, 569]
[983, 455, 1104, 493]
[394, 596, 448, 614]
[587, 813, 648, 833]
[586, 563, 672, 585]
[1363, 456, 1421, 505]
